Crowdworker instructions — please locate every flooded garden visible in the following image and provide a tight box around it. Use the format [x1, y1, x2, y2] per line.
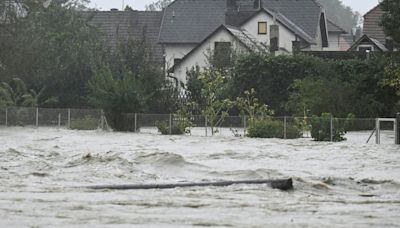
[0, 127, 399, 227]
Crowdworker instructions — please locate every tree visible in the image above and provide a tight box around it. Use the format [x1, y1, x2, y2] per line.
[0, 0, 103, 107]
[145, 0, 172, 11]
[381, 0, 400, 44]
[317, 0, 362, 32]
[0, 78, 57, 107]
[380, 0, 400, 96]
[198, 70, 233, 136]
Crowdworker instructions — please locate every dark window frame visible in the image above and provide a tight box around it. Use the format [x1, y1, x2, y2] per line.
[258, 21, 267, 35]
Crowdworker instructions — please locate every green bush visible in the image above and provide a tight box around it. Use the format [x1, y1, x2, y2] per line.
[310, 113, 346, 142]
[70, 116, 98, 130]
[247, 119, 302, 139]
[155, 121, 189, 135]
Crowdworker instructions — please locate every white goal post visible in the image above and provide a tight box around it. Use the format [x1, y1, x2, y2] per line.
[375, 118, 397, 145]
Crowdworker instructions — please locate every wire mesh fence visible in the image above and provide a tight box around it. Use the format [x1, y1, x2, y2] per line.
[0, 107, 103, 128]
[0, 107, 398, 144]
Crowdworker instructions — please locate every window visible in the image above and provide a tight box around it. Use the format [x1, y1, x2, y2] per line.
[174, 58, 182, 66]
[358, 45, 374, 52]
[214, 42, 232, 69]
[258, 22, 267, 35]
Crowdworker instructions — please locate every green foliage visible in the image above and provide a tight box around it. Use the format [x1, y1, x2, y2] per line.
[0, 1, 104, 107]
[87, 37, 178, 130]
[0, 78, 57, 108]
[247, 119, 302, 139]
[380, 0, 400, 44]
[310, 113, 346, 142]
[70, 116, 98, 130]
[155, 120, 188, 135]
[236, 88, 273, 122]
[383, 54, 400, 96]
[286, 56, 399, 118]
[186, 66, 204, 106]
[199, 70, 233, 135]
[230, 53, 334, 116]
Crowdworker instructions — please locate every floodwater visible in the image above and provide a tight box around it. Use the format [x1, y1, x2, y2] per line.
[0, 127, 399, 227]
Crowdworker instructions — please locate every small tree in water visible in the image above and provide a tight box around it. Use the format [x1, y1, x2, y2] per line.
[198, 70, 233, 136]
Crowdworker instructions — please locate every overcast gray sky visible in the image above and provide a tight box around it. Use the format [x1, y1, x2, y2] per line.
[87, 0, 380, 15]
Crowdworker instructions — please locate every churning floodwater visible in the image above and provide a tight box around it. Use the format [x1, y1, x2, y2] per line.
[0, 127, 399, 227]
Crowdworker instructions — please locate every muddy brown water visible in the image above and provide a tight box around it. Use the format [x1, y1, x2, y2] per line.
[0, 127, 399, 227]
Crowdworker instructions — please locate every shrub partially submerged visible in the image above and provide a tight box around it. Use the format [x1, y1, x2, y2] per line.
[155, 120, 191, 135]
[310, 113, 353, 142]
[247, 119, 302, 139]
[70, 116, 98, 130]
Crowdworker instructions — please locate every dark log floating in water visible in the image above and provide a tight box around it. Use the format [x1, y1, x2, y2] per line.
[86, 178, 293, 191]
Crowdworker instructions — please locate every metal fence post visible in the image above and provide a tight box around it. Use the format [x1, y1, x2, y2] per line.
[243, 115, 247, 137]
[36, 107, 39, 127]
[58, 113, 61, 128]
[169, 114, 172, 135]
[100, 110, 105, 130]
[395, 113, 400, 145]
[134, 113, 137, 133]
[376, 118, 380, 144]
[5, 107, 8, 126]
[68, 108, 71, 128]
[330, 115, 333, 142]
[284, 116, 287, 139]
[205, 116, 208, 137]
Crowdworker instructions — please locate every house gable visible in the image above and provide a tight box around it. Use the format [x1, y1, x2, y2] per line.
[348, 34, 388, 52]
[169, 25, 254, 84]
[363, 3, 386, 44]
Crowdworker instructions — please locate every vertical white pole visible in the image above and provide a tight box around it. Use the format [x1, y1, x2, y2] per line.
[68, 108, 71, 128]
[36, 108, 39, 127]
[5, 107, 8, 126]
[284, 116, 287, 139]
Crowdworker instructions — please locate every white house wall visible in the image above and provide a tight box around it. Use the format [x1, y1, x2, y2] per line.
[164, 43, 196, 71]
[173, 29, 247, 84]
[323, 33, 341, 51]
[240, 11, 296, 52]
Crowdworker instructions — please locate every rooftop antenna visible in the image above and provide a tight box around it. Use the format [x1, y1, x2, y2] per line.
[122, 0, 124, 10]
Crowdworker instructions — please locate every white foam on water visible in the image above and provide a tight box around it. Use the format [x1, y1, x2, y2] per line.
[0, 127, 399, 227]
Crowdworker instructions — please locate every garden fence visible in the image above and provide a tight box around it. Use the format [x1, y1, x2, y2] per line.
[0, 107, 398, 144]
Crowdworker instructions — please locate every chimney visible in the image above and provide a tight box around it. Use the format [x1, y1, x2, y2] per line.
[270, 24, 279, 53]
[226, 0, 238, 12]
[254, 0, 261, 10]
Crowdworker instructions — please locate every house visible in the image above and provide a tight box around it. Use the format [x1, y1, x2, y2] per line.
[87, 0, 347, 86]
[159, 0, 346, 84]
[349, 4, 395, 52]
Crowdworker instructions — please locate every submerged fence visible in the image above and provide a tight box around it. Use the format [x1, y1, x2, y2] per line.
[0, 107, 398, 144]
[0, 107, 102, 128]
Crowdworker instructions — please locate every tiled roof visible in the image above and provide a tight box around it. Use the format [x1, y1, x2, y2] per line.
[158, 0, 227, 44]
[262, 0, 322, 38]
[159, 0, 325, 44]
[84, 10, 164, 65]
[327, 19, 347, 34]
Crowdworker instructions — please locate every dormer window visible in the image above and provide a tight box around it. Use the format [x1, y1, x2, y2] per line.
[258, 22, 267, 35]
